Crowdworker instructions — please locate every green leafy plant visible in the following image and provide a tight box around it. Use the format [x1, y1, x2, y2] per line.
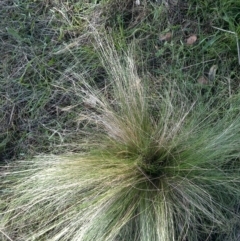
[1, 33, 240, 241]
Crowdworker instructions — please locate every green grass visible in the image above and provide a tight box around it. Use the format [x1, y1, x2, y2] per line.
[1, 0, 240, 240]
[0, 0, 101, 159]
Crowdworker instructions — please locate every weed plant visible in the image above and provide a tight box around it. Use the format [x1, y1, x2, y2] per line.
[1, 33, 240, 240]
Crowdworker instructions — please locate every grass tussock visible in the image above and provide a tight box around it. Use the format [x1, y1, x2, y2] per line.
[1, 33, 240, 241]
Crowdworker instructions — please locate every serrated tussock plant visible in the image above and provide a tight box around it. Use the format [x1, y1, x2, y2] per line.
[1, 34, 240, 241]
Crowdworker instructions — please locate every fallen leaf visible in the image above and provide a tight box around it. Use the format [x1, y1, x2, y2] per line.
[84, 95, 98, 108]
[186, 35, 197, 45]
[208, 65, 218, 81]
[197, 76, 208, 85]
[159, 32, 172, 41]
[135, 0, 140, 5]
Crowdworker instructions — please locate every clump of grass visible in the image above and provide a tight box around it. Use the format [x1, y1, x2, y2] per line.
[1, 33, 240, 241]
